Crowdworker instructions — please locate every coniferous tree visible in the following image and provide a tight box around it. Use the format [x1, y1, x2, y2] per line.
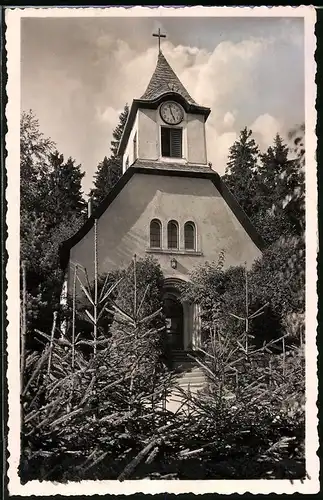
[223, 129, 305, 244]
[223, 127, 260, 218]
[250, 134, 293, 244]
[21, 110, 55, 215]
[90, 104, 129, 209]
[20, 111, 86, 339]
[258, 134, 290, 211]
[284, 124, 305, 235]
[110, 105, 129, 157]
[44, 152, 86, 229]
[89, 156, 119, 209]
[254, 132, 304, 239]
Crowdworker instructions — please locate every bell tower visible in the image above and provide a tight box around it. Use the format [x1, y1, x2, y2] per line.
[118, 33, 211, 173]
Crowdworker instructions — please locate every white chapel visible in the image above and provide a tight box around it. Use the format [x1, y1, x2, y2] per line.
[60, 38, 263, 361]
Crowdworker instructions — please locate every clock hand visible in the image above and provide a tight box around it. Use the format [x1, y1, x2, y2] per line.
[170, 107, 176, 120]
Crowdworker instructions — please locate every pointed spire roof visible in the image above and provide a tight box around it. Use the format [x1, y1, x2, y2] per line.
[140, 51, 198, 106]
[118, 50, 211, 156]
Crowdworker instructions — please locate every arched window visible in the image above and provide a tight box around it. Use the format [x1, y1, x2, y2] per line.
[167, 220, 179, 249]
[150, 219, 161, 248]
[184, 221, 196, 250]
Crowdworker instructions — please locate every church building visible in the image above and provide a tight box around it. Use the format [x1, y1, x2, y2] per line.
[60, 36, 264, 361]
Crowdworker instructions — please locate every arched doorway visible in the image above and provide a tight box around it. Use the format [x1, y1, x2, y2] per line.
[163, 292, 184, 351]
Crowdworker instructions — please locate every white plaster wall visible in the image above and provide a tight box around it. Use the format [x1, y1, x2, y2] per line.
[138, 109, 159, 160]
[186, 115, 207, 164]
[122, 112, 139, 173]
[69, 173, 262, 294]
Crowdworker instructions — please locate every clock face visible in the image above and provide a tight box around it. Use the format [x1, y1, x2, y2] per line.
[160, 101, 184, 125]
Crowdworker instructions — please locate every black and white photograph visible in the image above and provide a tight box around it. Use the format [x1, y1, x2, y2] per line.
[5, 5, 318, 495]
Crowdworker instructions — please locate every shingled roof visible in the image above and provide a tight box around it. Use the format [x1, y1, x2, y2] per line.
[140, 51, 198, 106]
[118, 50, 211, 156]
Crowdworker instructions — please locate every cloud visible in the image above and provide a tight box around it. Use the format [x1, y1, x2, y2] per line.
[96, 106, 121, 126]
[208, 131, 238, 172]
[223, 111, 236, 128]
[251, 113, 282, 147]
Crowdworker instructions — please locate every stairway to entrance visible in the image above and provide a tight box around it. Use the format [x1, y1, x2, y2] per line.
[166, 352, 207, 413]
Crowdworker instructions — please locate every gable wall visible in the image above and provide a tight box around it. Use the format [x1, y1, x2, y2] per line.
[68, 173, 261, 291]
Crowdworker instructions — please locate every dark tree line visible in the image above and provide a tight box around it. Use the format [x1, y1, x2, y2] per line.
[89, 105, 129, 210]
[183, 124, 305, 351]
[20, 106, 129, 342]
[223, 126, 305, 245]
[21, 111, 86, 337]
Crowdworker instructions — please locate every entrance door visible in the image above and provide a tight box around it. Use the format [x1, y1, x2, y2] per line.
[163, 294, 184, 351]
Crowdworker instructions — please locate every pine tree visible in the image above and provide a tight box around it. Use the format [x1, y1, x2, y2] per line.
[110, 104, 129, 157]
[259, 134, 290, 211]
[21, 110, 55, 215]
[20, 111, 86, 339]
[223, 127, 260, 218]
[89, 156, 120, 209]
[90, 104, 129, 209]
[44, 152, 86, 229]
[284, 124, 305, 235]
[257, 133, 304, 238]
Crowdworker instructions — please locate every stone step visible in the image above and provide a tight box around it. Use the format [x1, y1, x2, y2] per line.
[176, 368, 205, 378]
[175, 368, 207, 389]
[177, 382, 205, 389]
[177, 382, 205, 388]
[179, 370, 205, 378]
[178, 375, 204, 380]
[166, 365, 207, 413]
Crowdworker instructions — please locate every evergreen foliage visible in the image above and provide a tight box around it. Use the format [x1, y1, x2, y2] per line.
[176, 329, 305, 479]
[258, 133, 290, 211]
[110, 105, 129, 157]
[21, 256, 178, 482]
[21, 253, 305, 480]
[223, 126, 305, 246]
[20, 111, 86, 340]
[20, 111, 306, 481]
[89, 105, 129, 209]
[182, 234, 304, 348]
[223, 127, 260, 218]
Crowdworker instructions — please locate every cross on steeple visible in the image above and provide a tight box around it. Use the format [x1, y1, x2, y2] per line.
[152, 28, 166, 53]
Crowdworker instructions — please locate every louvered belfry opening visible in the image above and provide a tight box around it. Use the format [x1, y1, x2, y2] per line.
[161, 127, 182, 158]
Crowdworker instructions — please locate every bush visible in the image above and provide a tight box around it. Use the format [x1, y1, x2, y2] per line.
[21, 256, 181, 482]
[182, 235, 305, 346]
[174, 328, 305, 479]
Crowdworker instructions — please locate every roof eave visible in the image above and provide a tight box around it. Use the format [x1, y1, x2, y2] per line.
[118, 101, 138, 157]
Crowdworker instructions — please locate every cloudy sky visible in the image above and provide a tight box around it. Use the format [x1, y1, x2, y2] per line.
[21, 15, 304, 194]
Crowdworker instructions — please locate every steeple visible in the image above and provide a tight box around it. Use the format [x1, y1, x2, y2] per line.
[118, 41, 211, 162]
[140, 51, 198, 106]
